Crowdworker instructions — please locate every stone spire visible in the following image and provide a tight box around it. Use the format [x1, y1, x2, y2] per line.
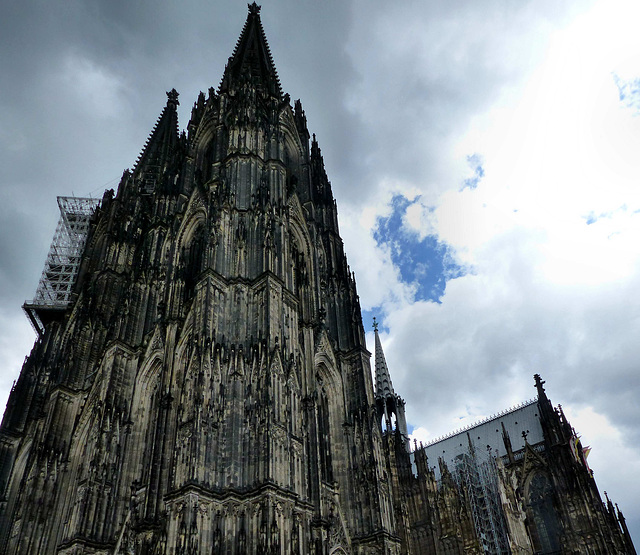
[219, 3, 282, 98]
[373, 318, 410, 450]
[374, 317, 395, 399]
[534, 372, 570, 446]
[133, 89, 180, 186]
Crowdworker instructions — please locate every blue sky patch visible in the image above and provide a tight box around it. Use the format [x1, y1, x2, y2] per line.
[461, 153, 485, 191]
[374, 195, 466, 306]
[362, 308, 389, 333]
[585, 212, 598, 225]
[613, 73, 640, 114]
[584, 205, 633, 225]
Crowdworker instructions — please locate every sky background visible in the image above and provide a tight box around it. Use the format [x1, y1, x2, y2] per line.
[2, 0, 640, 541]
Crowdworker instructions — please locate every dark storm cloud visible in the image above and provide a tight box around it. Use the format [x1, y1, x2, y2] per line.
[0, 0, 357, 411]
[0, 0, 352, 288]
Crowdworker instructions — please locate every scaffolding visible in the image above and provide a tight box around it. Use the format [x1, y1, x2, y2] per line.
[453, 439, 511, 554]
[24, 196, 100, 336]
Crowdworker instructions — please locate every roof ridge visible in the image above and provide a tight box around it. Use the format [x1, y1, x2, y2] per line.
[422, 397, 539, 448]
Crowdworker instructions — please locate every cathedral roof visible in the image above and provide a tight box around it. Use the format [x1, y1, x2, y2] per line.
[134, 89, 180, 176]
[422, 399, 543, 479]
[219, 3, 282, 98]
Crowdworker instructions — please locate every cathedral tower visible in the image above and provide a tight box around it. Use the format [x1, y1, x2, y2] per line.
[0, 5, 400, 553]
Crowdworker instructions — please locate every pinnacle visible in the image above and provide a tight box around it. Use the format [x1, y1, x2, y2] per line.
[534, 373, 549, 403]
[134, 91, 180, 176]
[166, 88, 180, 107]
[374, 319, 396, 400]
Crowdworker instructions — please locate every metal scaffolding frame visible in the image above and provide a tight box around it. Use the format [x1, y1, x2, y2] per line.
[453, 440, 511, 554]
[24, 196, 100, 335]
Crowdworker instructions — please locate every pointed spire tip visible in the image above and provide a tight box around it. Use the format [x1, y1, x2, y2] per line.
[220, 2, 281, 97]
[166, 88, 179, 107]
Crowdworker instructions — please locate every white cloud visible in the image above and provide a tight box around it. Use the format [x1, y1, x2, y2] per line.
[564, 405, 640, 522]
[341, 202, 415, 311]
[339, 1, 640, 537]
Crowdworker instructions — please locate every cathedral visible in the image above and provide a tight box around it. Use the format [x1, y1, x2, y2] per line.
[0, 4, 635, 554]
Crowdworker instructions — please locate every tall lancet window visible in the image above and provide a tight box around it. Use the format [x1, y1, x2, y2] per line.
[527, 472, 561, 553]
[318, 390, 333, 483]
[183, 227, 206, 300]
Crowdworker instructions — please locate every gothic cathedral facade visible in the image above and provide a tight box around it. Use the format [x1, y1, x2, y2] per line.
[0, 5, 635, 554]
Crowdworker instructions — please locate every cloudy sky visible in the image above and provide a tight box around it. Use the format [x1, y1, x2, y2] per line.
[2, 0, 640, 541]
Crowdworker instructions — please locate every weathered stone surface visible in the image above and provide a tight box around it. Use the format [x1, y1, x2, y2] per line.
[0, 5, 634, 554]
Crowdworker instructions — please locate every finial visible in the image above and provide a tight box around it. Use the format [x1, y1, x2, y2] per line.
[372, 317, 378, 332]
[522, 430, 528, 442]
[166, 88, 180, 107]
[248, 2, 261, 15]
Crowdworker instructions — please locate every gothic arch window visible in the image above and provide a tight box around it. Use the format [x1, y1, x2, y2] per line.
[380, 408, 398, 433]
[288, 220, 313, 322]
[526, 471, 561, 553]
[182, 225, 207, 300]
[192, 125, 218, 185]
[314, 350, 346, 487]
[139, 383, 160, 485]
[283, 128, 302, 187]
[204, 136, 217, 182]
[291, 242, 307, 296]
[318, 388, 334, 483]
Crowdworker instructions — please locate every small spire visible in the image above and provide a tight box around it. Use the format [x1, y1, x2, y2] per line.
[372, 318, 410, 450]
[134, 90, 180, 179]
[534, 373, 553, 414]
[374, 320, 394, 398]
[166, 88, 180, 107]
[502, 422, 514, 463]
[534, 373, 547, 400]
